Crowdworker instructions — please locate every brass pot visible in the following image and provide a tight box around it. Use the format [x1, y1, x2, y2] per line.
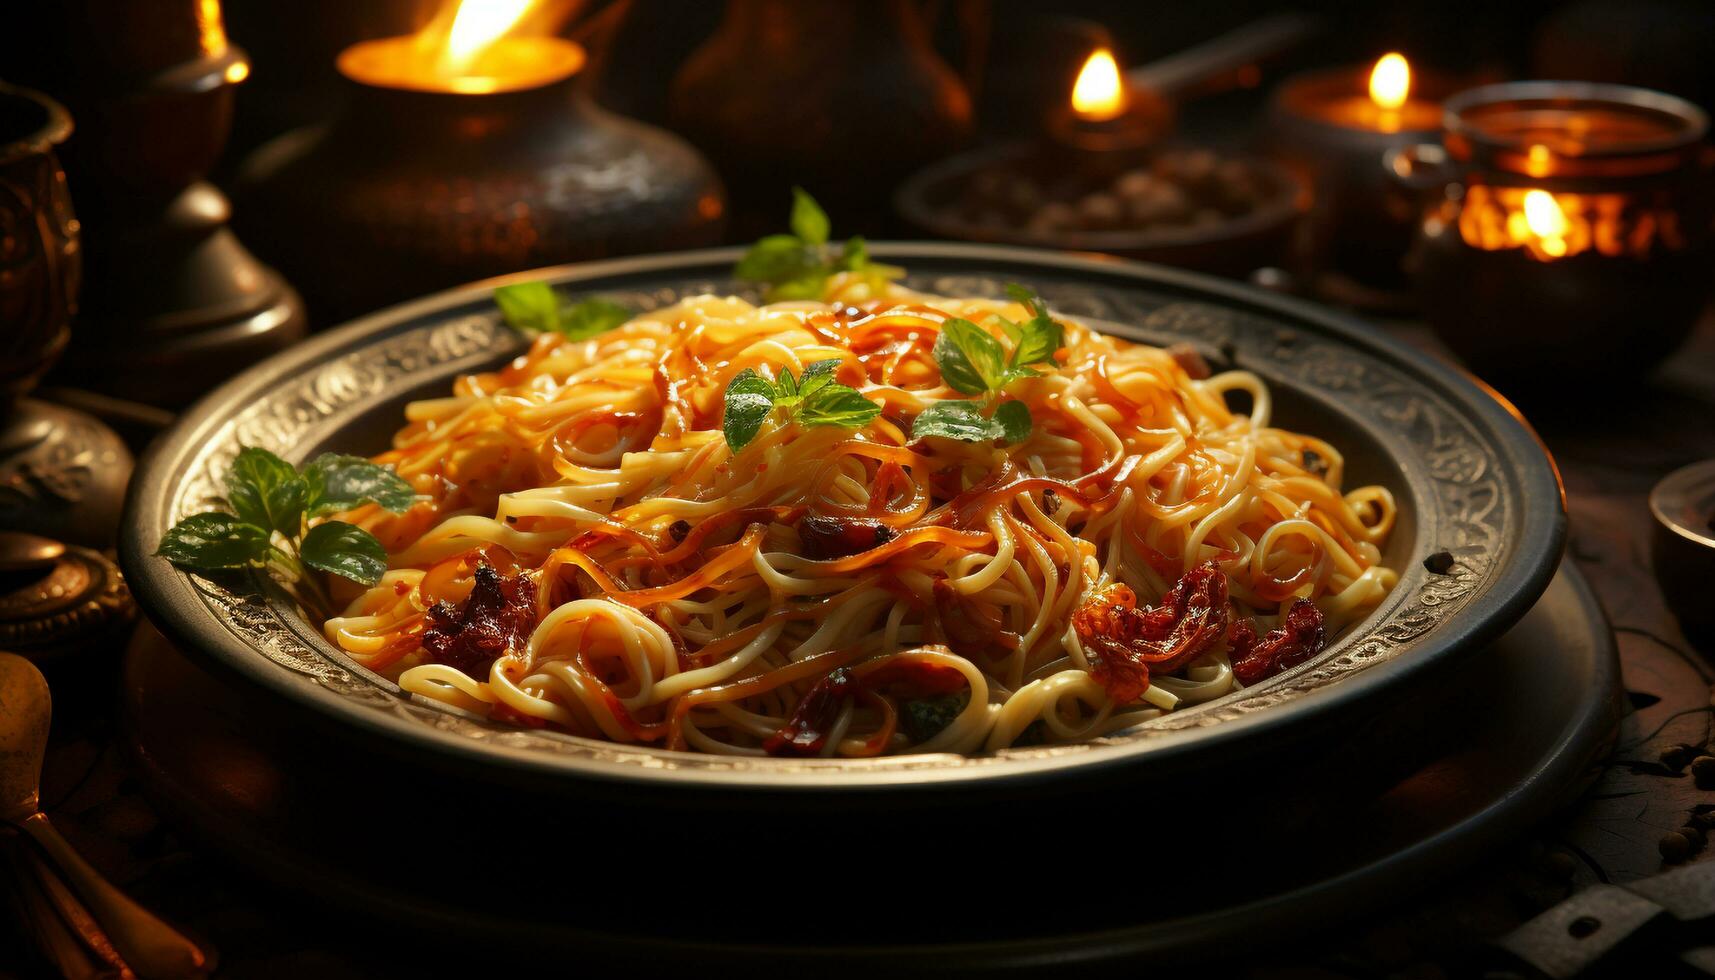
[237, 67, 726, 323]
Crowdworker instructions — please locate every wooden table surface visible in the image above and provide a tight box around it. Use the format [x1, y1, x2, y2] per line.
[3, 309, 1714, 979]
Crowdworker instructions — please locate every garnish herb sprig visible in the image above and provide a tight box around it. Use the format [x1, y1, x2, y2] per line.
[156, 448, 416, 617]
[722, 359, 881, 452]
[911, 284, 1064, 445]
[493, 282, 633, 339]
[734, 188, 902, 301]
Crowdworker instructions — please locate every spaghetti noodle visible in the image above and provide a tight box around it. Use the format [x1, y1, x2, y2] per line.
[324, 273, 1398, 756]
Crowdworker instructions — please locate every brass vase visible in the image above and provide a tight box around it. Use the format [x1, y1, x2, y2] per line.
[0, 84, 132, 548]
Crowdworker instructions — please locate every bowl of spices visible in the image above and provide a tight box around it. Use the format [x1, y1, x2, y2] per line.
[895, 143, 1308, 279]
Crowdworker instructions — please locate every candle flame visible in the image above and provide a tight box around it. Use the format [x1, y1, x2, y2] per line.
[442, 0, 538, 74]
[1072, 48, 1127, 121]
[1522, 190, 1569, 240]
[1368, 53, 1410, 111]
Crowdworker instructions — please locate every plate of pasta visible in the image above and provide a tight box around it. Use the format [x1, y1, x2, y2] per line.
[123, 229, 1564, 794]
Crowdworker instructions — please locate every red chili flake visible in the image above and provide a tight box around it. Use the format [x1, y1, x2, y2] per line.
[1071, 562, 1230, 704]
[798, 514, 896, 560]
[421, 564, 537, 677]
[933, 576, 1020, 659]
[668, 519, 691, 544]
[1228, 599, 1327, 686]
[763, 668, 857, 757]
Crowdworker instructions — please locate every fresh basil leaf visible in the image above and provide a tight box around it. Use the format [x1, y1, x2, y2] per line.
[226, 447, 306, 536]
[790, 187, 831, 247]
[1005, 283, 1045, 314]
[303, 454, 415, 518]
[723, 369, 777, 451]
[911, 400, 1008, 443]
[935, 318, 1007, 394]
[155, 512, 272, 570]
[1004, 287, 1063, 367]
[775, 364, 801, 400]
[494, 281, 561, 335]
[299, 520, 389, 585]
[994, 399, 1033, 444]
[837, 236, 869, 271]
[735, 235, 812, 282]
[800, 384, 881, 430]
[794, 359, 843, 401]
[558, 297, 632, 340]
[767, 274, 829, 302]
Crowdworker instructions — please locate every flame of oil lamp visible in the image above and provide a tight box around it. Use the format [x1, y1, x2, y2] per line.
[1072, 48, 1127, 121]
[1265, 52, 1449, 294]
[1368, 52, 1411, 128]
[337, 0, 585, 94]
[1049, 47, 1165, 162]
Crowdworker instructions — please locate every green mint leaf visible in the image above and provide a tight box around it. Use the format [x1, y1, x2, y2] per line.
[155, 512, 272, 570]
[226, 447, 306, 536]
[911, 400, 1008, 443]
[790, 187, 831, 246]
[1004, 286, 1063, 366]
[837, 236, 870, 271]
[766, 274, 830, 302]
[299, 521, 389, 586]
[775, 364, 801, 400]
[494, 281, 561, 335]
[934, 318, 1007, 394]
[735, 234, 814, 283]
[994, 399, 1033, 444]
[800, 383, 881, 430]
[723, 369, 777, 452]
[793, 359, 843, 401]
[558, 297, 632, 340]
[303, 454, 415, 518]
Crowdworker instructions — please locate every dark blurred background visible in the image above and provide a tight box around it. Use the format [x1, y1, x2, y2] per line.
[127, 0, 1709, 202]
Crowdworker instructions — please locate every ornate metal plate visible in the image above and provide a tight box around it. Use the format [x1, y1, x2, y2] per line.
[119, 245, 1565, 794]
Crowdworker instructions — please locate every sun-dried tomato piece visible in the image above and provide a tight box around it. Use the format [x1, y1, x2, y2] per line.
[763, 667, 857, 757]
[1228, 599, 1327, 685]
[421, 564, 536, 677]
[932, 577, 1020, 659]
[798, 514, 897, 560]
[1071, 562, 1230, 704]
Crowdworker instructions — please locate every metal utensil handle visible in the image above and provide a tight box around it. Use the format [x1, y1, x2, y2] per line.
[16, 812, 212, 979]
[1128, 12, 1322, 99]
[2, 834, 127, 979]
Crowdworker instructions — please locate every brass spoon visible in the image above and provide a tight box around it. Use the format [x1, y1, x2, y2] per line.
[0, 652, 212, 978]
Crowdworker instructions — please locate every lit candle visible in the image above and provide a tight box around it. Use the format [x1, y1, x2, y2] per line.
[1265, 53, 1448, 294]
[1048, 47, 1166, 161]
[336, 0, 584, 94]
[1072, 48, 1128, 122]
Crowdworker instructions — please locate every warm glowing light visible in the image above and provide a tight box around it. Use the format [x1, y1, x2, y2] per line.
[1072, 48, 1128, 121]
[197, 0, 228, 57]
[1368, 53, 1410, 111]
[1457, 185, 1679, 262]
[1522, 190, 1568, 240]
[336, 0, 582, 94]
[224, 61, 250, 84]
[442, 0, 537, 74]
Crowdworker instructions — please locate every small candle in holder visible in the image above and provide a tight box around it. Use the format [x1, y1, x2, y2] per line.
[1265, 52, 1448, 296]
[1048, 47, 1169, 169]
